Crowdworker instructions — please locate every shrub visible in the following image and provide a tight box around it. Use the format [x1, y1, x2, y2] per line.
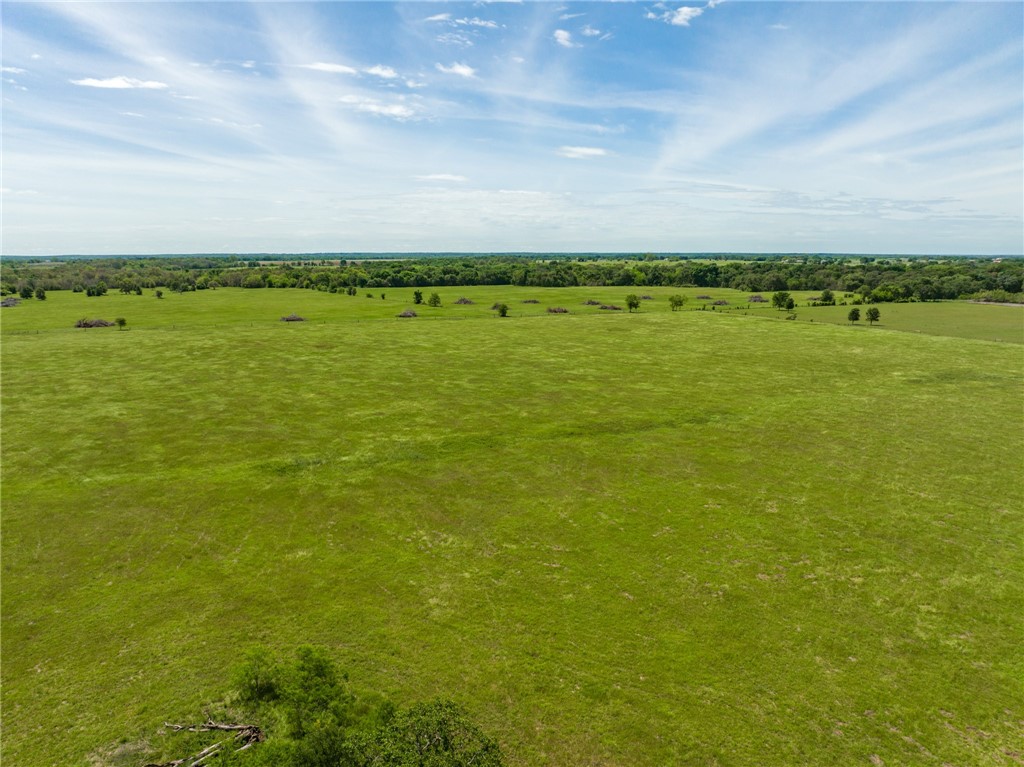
[748, 294, 766, 303]
[547, 307, 569, 313]
[696, 294, 712, 299]
[397, 309, 417, 318]
[281, 314, 305, 322]
[522, 299, 540, 304]
[640, 295, 653, 300]
[1, 297, 22, 307]
[582, 299, 601, 305]
[495, 303, 509, 317]
[454, 297, 474, 305]
[75, 318, 115, 328]
[427, 292, 441, 307]
[599, 304, 622, 311]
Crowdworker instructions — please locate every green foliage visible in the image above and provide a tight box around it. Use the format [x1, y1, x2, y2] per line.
[771, 291, 791, 310]
[668, 294, 685, 311]
[848, 308, 861, 323]
[413, 290, 423, 305]
[625, 294, 640, 312]
[155, 289, 164, 299]
[19, 286, 33, 299]
[115, 317, 126, 329]
[866, 307, 881, 325]
[495, 303, 509, 317]
[34, 287, 46, 301]
[427, 292, 441, 307]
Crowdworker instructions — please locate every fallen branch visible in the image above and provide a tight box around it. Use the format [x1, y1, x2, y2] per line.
[143, 720, 264, 767]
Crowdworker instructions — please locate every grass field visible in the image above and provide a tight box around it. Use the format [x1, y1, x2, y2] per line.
[2, 287, 1022, 766]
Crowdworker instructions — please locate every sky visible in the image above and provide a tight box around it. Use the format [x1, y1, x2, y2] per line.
[1, 1, 1022, 256]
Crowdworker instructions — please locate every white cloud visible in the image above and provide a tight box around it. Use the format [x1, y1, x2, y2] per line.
[2, 66, 26, 74]
[668, 7, 703, 26]
[364, 65, 399, 79]
[435, 62, 476, 78]
[560, 13, 585, 21]
[339, 94, 416, 120]
[437, 32, 474, 47]
[70, 76, 168, 89]
[415, 174, 468, 182]
[454, 17, 499, 29]
[581, 25, 602, 37]
[557, 146, 607, 159]
[299, 62, 358, 74]
[554, 30, 577, 48]
[769, 23, 789, 31]
[425, 13, 452, 22]
[120, 111, 145, 117]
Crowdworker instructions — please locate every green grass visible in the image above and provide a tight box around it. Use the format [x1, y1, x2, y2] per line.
[2, 288, 1022, 766]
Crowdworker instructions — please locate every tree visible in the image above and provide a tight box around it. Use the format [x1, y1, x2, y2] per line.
[866, 307, 880, 325]
[380, 293, 386, 300]
[413, 290, 423, 305]
[848, 308, 861, 323]
[427, 292, 441, 307]
[155, 289, 164, 299]
[495, 303, 509, 317]
[819, 289, 835, 305]
[785, 297, 795, 311]
[34, 287, 46, 300]
[668, 294, 685, 311]
[771, 291, 791, 310]
[625, 293, 640, 312]
[115, 317, 127, 330]
[19, 286, 33, 300]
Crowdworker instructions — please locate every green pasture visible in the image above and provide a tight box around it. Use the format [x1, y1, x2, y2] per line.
[2, 288, 1022, 766]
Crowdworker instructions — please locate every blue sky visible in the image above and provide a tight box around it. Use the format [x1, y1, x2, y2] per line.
[2, 1, 1021, 255]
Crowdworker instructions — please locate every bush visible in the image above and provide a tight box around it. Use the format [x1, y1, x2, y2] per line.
[582, 299, 601, 305]
[454, 297, 474, 305]
[281, 314, 305, 322]
[712, 299, 729, 306]
[747, 294, 766, 303]
[397, 309, 417, 318]
[493, 303, 509, 317]
[75, 318, 115, 328]
[427, 292, 441, 307]
[547, 307, 569, 313]
[599, 304, 622, 311]
[522, 299, 540, 304]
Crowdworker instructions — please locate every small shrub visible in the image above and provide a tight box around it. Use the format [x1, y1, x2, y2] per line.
[712, 299, 729, 306]
[582, 299, 601, 305]
[1, 297, 21, 307]
[696, 294, 712, 299]
[427, 292, 441, 307]
[522, 299, 540, 304]
[454, 297, 474, 305]
[748, 294, 766, 303]
[495, 303, 509, 317]
[75, 318, 115, 328]
[397, 309, 417, 318]
[281, 314, 306, 322]
[599, 304, 622, 311]
[640, 295, 653, 300]
[547, 307, 569, 313]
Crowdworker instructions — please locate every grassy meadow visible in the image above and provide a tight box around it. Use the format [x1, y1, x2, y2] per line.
[2, 287, 1022, 766]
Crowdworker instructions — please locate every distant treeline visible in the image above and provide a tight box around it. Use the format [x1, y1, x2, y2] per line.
[2, 254, 1022, 303]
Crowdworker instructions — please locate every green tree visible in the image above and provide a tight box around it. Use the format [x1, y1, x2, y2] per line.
[771, 291, 791, 310]
[427, 292, 441, 307]
[625, 294, 640, 312]
[668, 294, 685, 311]
[495, 303, 509, 317]
[115, 317, 127, 330]
[34, 287, 46, 300]
[819, 289, 835, 305]
[866, 307, 880, 325]
[19, 286, 33, 299]
[785, 297, 795, 311]
[848, 308, 861, 323]
[413, 290, 423, 305]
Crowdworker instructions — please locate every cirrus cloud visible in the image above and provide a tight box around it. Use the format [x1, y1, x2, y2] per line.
[70, 75, 168, 89]
[557, 146, 607, 159]
[435, 62, 476, 78]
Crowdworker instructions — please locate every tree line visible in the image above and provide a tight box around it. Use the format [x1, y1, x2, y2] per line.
[2, 255, 1021, 304]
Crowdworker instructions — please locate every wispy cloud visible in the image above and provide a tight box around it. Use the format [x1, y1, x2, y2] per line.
[70, 75, 168, 89]
[769, 24, 789, 31]
[647, 2, 722, 28]
[299, 62, 358, 75]
[364, 65, 399, 79]
[554, 30, 577, 48]
[436, 62, 476, 78]
[424, 13, 451, 23]
[437, 32, 474, 47]
[339, 94, 416, 120]
[558, 146, 607, 159]
[2, 66, 26, 74]
[415, 174, 468, 182]
[581, 25, 602, 38]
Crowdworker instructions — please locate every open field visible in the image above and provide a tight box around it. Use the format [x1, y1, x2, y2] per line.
[2, 288, 1022, 766]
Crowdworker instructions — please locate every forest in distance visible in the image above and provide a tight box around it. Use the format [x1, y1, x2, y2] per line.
[3, 253, 1022, 305]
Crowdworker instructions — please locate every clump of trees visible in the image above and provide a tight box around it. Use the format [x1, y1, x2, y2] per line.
[669, 295, 686, 311]
[144, 646, 503, 767]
